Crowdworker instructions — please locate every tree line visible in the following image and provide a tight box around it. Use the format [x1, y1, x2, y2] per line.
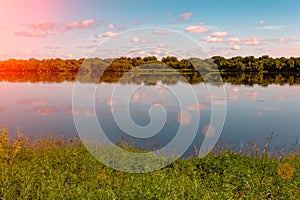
[1, 56, 300, 73]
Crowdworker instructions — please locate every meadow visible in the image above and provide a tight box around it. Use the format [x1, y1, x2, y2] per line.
[0, 127, 299, 199]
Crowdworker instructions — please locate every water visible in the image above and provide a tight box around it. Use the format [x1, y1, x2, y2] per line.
[1, 78, 300, 156]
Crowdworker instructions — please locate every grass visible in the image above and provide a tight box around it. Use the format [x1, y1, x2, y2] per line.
[0, 127, 299, 199]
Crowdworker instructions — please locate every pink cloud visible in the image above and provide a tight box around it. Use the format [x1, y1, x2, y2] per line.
[60, 104, 96, 117]
[259, 25, 285, 30]
[241, 36, 265, 46]
[243, 91, 258, 101]
[232, 86, 240, 93]
[274, 38, 290, 44]
[256, 112, 263, 117]
[257, 20, 265, 25]
[144, 49, 170, 58]
[153, 101, 168, 106]
[186, 103, 208, 112]
[102, 31, 120, 38]
[81, 108, 96, 117]
[203, 36, 224, 43]
[28, 22, 56, 31]
[202, 124, 216, 137]
[185, 25, 209, 33]
[211, 31, 228, 37]
[62, 19, 95, 32]
[132, 19, 140, 25]
[212, 100, 226, 105]
[108, 24, 126, 30]
[131, 37, 153, 44]
[14, 31, 48, 38]
[104, 99, 121, 105]
[180, 12, 193, 20]
[165, 12, 173, 16]
[35, 105, 57, 116]
[227, 37, 241, 44]
[18, 99, 49, 106]
[176, 111, 192, 125]
[158, 43, 168, 48]
[152, 29, 169, 35]
[231, 45, 241, 50]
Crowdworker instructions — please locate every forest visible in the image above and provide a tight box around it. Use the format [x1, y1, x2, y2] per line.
[1, 56, 300, 73]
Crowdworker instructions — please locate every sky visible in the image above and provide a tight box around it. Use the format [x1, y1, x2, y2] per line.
[0, 0, 300, 60]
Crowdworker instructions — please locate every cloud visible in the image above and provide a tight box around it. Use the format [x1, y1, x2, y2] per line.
[257, 20, 265, 25]
[62, 19, 95, 32]
[14, 31, 48, 38]
[211, 31, 228, 37]
[174, 12, 193, 23]
[45, 46, 61, 50]
[186, 103, 208, 112]
[256, 112, 263, 117]
[241, 36, 265, 46]
[108, 24, 126, 30]
[180, 12, 193, 20]
[35, 105, 58, 116]
[158, 43, 168, 48]
[176, 111, 192, 125]
[231, 45, 241, 50]
[259, 25, 285, 30]
[274, 38, 290, 44]
[132, 19, 140, 25]
[212, 100, 226, 105]
[202, 124, 216, 137]
[185, 25, 209, 33]
[164, 12, 173, 16]
[18, 99, 49, 106]
[60, 104, 96, 117]
[148, 49, 170, 57]
[243, 91, 258, 101]
[202, 36, 224, 43]
[152, 29, 169, 35]
[131, 37, 153, 44]
[227, 37, 241, 44]
[102, 31, 120, 38]
[28, 22, 56, 31]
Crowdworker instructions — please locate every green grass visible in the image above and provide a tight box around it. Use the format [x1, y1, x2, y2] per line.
[0, 127, 299, 199]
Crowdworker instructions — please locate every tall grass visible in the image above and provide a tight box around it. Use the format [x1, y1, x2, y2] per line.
[0, 126, 299, 199]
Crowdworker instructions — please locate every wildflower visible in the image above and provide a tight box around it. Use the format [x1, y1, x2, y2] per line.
[278, 162, 294, 179]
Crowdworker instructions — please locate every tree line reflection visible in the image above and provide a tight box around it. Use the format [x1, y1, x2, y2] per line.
[1, 70, 300, 86]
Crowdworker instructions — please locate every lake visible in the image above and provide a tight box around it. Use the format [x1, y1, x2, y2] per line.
[1, 73, 300, 157]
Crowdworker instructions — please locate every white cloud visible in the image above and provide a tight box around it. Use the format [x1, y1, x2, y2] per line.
[185, 25, 209, 33]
